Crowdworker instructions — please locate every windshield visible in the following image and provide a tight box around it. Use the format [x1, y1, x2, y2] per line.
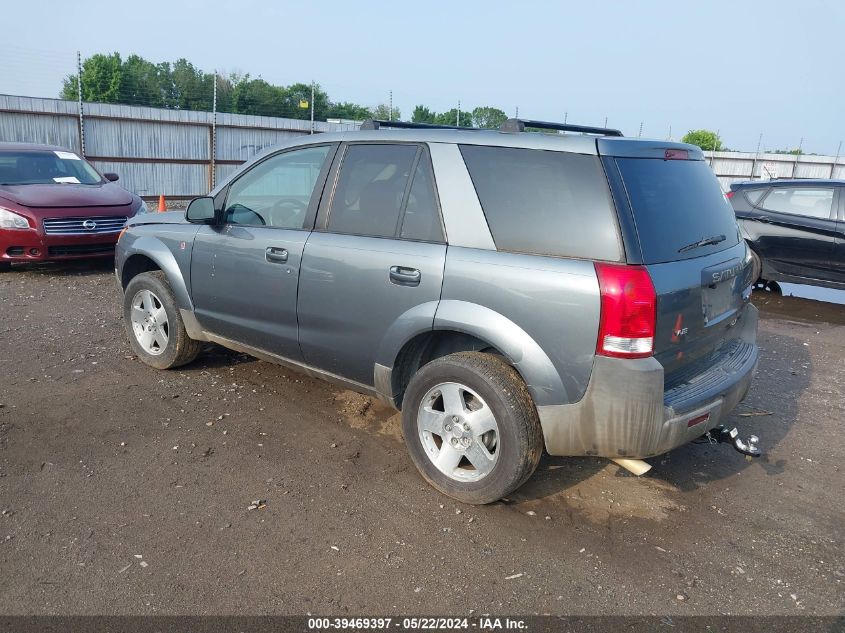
[617, 158, 740, 264]
[0, 150, 103, 186]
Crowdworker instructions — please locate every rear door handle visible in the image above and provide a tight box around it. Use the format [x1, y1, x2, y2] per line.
[265, 247, 288, 263]
[389, 266, 421, 286]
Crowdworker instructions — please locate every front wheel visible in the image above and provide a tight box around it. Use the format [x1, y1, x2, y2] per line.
[0, 262, 11, 273]
[402, 352, 543, 504]
[123, 271, 202, 370]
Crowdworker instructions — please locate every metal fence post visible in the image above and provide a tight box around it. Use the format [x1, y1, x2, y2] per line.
[76, 51, 85, 157]
[209, 72, 218, 191]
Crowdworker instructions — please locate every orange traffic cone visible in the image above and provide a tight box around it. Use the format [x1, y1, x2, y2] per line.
[158, 194, 166, 212]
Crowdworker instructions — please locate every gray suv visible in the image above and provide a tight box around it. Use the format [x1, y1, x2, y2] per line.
[116, 118, 759, 504]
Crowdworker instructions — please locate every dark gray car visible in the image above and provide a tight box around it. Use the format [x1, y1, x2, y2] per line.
[728, 179, 845, 289]
[116, 119, 759, 503]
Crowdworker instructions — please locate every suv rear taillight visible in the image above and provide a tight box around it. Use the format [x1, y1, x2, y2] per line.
[725, 191, 735, 200]
[594, 263, 656, 359]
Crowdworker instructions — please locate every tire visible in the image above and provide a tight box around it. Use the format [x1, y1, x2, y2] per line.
[0, 262, 11, 273]
[123, 271, 202, 370]
[401, 352, 543, 504]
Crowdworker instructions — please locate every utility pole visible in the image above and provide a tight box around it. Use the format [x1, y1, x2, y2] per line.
[310, 81, 315, 134]
[792, 137, 804, 177]
[603, 116, 608, 128]
[667, 124, 672, 141]
[389, 90, 393, 121]
[752, 133, 763, 180]
[638, 122, 643, 138]
[76, 51, 85, 157]
[832, 140, 842, 179]
[515, 106, 519, 118]
[457, 100, 461, 127]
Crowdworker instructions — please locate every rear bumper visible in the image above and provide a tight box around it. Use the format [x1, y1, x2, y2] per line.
[0, 229, 118, 262]
[538, 304, 759, 459]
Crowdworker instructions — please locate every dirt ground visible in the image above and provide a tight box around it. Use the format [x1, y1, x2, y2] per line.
[0, 260, 843, 616]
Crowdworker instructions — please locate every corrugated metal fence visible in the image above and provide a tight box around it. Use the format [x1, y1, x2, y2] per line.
[0, 94, 358, 199]
[2, 94, 843, 197]
[705, 150, 845, 191]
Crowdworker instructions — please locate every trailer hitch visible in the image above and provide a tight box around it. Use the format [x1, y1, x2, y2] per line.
[704, 425, 761, 457]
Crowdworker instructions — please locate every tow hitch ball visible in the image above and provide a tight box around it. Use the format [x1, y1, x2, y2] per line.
[705, 425, 762, 457]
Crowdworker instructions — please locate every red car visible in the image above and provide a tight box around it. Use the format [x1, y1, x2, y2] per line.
[0, 142, 149, 271]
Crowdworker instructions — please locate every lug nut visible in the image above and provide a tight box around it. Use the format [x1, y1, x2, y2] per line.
[461, 437, 471, 447]
[445, 424, 452, 432]
[452, 416, 459, 423]
[463, 423, 470, 432]
[450, 437, 458, 446]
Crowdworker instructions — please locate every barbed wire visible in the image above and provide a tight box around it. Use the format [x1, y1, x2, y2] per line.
[0, 45, 841, 155]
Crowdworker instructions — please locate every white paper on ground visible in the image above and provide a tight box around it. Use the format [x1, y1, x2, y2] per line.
[54, 151, 81, 160]
[53, 176, 81, 184]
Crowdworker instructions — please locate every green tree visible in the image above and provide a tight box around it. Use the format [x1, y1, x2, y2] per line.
[171, 58, 216, 111]
[283, 82, 330, 120]
[372, 103, 401, 121]
[471, 106, 507, 129]
[434, 108, 472, 127]
[682, 129, 724, 151]
[411, 105, 437, 123]
[231, 77, 287, 117]
[61, 52, 123, 103]
[326, 101, 372, 121]
[120, 54, 171, 107]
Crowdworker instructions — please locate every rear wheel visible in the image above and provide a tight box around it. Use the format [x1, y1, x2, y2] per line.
[402, 352, 543, 504]
[124, 271, 202, 369]
[0, 262, 11, 273]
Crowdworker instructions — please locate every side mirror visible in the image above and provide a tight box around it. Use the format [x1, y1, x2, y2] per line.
[186, 196, 216, 223]
[103, 172, 119, 182]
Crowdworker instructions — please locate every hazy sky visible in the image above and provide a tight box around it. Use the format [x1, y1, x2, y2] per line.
[1, 0, 843, 154]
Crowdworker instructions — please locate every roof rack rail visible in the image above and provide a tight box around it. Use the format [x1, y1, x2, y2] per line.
[360, 119, 476, 131]
[499, 118, 623, 137]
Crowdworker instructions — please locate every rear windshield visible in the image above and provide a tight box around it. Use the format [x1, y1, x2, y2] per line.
[0, 150, 102, 185]
[617, 158, 739, 264]
[460, 145, 621, 261]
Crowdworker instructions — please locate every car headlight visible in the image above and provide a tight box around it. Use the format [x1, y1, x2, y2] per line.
[134, 199, 150, 215]
[0, 207, 32, 229]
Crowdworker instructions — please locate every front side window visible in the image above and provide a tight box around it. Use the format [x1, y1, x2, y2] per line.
[761, 187, 834, 219]
[0, 150, 102, 185]
[223, 145, 331, 228]
[327, 144, 418, 238]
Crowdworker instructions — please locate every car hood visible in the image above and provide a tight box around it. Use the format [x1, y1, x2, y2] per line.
[128, 210, 187, 226]
[0, 182, 135, 208]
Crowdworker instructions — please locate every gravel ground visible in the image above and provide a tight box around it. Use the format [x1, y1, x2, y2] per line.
[0, 260, 843, 616]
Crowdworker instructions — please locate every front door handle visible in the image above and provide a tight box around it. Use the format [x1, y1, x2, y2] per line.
[266, 247, 288, 263]
[389, 266, 421, 286]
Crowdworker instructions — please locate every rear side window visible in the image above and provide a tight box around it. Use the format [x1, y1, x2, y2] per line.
[400, 159, 444, 242]
[459, 145, 621, 260]
[617, 158, 740, 264]
[743, 188, 767, 205]
[328, 144, 417, 238]
[761, 187, 834, 219]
